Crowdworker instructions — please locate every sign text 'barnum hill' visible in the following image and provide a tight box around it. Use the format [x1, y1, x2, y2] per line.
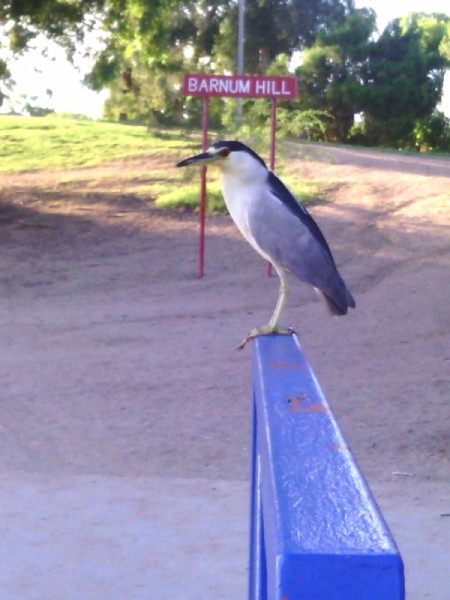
[182, 74, 298, 99]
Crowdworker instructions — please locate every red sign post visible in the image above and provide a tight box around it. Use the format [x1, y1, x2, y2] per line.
[182, 74, 298, 277]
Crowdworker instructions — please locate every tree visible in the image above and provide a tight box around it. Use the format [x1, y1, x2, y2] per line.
[414, 110, 450, 151]
[1, 1, 104, 52]
[214, 0, 353, 74]
[0, 1, 106, 106]
[1, 0, 357, 124]
[295, 9, 450, 147]
[4, 0, 448, 146]
[296, 8, 376, 141]
[85, 0, 356, 124]
[93, 1, 230, 124]
[361, 14, 450, 147]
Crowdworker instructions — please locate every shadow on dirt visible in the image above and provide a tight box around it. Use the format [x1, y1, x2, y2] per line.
[0, 167, 449, 485]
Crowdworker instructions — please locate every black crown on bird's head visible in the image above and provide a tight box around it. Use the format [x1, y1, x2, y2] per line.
[212, 141, 268, 169]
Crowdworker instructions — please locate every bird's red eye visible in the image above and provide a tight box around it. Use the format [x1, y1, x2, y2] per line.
[219, 148, 230, 158]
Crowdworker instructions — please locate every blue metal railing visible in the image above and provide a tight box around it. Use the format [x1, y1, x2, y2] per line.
[249, 334, 405, 600]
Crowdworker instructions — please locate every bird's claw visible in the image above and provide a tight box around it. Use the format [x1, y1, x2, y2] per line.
[236, 326, 295, 351]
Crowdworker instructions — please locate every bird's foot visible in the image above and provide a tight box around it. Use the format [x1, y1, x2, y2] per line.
[236, 326, 295, 351]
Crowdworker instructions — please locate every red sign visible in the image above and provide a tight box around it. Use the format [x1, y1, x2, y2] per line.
[182, 74, 297, 99]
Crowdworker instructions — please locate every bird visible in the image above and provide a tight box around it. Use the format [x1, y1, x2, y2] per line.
[176, 140, 355, 349]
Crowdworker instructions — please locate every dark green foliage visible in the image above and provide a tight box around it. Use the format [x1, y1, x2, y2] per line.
[295, 10, 450, 149]
[414, 111, 450, 151]
[361, 18, 447, 147]
[2, 1, 105, 50]
[297, 8, 376, 142]
[1, 1, 449, 151]
[215, 0, 351, 74]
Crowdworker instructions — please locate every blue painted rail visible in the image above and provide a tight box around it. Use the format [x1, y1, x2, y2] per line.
[249, 334, 405, 600]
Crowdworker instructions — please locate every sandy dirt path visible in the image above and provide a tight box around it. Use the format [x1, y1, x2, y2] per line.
[0, 143, 449, 596]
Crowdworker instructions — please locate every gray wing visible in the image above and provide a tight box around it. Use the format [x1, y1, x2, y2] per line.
[248, 183, 355, 315]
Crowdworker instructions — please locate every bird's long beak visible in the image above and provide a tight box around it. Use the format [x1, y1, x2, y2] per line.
[176, 150, 218, 168]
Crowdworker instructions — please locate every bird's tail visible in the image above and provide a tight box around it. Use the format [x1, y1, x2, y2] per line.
[322, 288, 355, 316]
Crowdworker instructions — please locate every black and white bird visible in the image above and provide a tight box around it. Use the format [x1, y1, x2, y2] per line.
[177, 141, 355, 348]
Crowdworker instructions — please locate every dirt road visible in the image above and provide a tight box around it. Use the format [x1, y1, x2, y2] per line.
[1, 142, 449, 597]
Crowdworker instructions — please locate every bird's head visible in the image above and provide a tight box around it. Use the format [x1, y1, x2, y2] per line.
[176, 141, 267, 177]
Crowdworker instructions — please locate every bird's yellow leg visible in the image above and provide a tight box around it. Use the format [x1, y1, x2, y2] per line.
[268, 266, 288, 330]
[237, 267, 294, 350]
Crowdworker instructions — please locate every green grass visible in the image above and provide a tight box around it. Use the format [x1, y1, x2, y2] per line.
[155, 178, 322, 213]
[0, 114, 194, 172]
[0, 114, 327, 213]
[156, 183, 224, 212]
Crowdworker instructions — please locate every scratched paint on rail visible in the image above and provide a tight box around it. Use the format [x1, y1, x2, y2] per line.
[287, 395, 329, 413]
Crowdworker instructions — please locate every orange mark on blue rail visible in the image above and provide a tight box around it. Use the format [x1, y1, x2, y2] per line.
[331, 443, 345, 451]
[288, 395, 328, 413]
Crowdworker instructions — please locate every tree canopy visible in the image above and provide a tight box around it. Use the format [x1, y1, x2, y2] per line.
[296, 10, 450, 147]
[1, 1, 449, 150]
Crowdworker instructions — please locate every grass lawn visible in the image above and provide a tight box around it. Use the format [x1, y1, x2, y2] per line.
[0, 114, 196, 172]
[0, 114, 325, 212]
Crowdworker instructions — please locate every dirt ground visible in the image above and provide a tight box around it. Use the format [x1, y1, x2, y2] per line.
[1, 143, 449, 586]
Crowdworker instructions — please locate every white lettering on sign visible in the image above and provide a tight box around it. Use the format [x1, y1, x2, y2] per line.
[240, 80, 251, 94]
[209, 78, 219, 92]
[194, 77, 252, 95]
[188, 78, 198, 93]
[255, 80, 265, 95]
[254, 80, 290, 96]
[183, 74, 298, 99]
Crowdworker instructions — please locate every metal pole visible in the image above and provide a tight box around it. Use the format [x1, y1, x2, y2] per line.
[236, 0, 245, 128]
[270, 98, 276, 171]
[198, 96, 209, 278]
[267, 98, 277, 276]
[237, 0, 245, 74]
